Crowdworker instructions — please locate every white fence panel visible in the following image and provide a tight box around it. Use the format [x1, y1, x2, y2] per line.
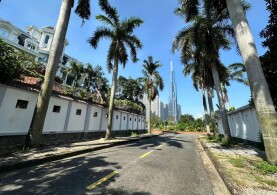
[0, 86, 38, 135]
[218, 105, 260, 142]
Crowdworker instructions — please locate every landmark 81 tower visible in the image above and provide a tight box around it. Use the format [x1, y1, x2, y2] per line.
[168, 62, 178, 122]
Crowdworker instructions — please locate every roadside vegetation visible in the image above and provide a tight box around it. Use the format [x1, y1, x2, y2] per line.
[150, 114, 208, 132]
[200, 135, 277, 192]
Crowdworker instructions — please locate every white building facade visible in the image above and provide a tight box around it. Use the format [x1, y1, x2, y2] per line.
[0, 18, 74, 79]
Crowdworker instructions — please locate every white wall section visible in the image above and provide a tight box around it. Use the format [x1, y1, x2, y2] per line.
[0, 85, 146, 136]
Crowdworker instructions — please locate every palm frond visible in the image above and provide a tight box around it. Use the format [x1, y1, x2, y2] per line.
[75, 0, 91, 23]
[88, 27, 114, 48]
[98, 0, 119, 26]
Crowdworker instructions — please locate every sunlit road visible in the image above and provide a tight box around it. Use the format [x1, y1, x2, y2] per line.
[0, 133, 215, 195]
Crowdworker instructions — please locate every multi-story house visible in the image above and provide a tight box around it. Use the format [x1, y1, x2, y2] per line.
[0, 18, 75, 80]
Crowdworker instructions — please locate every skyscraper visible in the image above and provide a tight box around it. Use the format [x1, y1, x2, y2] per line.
[141, 62, 181, 122]
[168, 62, 178, 122]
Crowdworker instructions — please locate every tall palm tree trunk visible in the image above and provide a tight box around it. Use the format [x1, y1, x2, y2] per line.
[207, 87, 216, 135]
[26, 0, 73, 147]
[147, 97, 151, 133]
[201, 86, 211, 134]
[106, 55, 119, 140]
[226, 0, 277, 165]
[211, 62, 231, 142]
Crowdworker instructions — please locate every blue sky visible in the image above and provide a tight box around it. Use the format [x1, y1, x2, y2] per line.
[0, 0, 269, 118]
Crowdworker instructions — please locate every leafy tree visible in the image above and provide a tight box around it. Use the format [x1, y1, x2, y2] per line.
[66, 61, 84, 88]
[260, 0, 277, 111]
[0, 39, 42, 82]
[83, 64, 109, 104]
[179, 114, 195, 123]
[89, 0, 143, 139]
[0, 39, 22, 82]
[27, 0, 92, 147]
[114, 99, 143, 114]
[141, 56, 164, 133]
[116, 76, 143, 102]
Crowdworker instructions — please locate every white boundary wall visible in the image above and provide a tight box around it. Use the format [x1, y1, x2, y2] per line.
[0, 84, 146, 136]
[218, 105, 261, 142]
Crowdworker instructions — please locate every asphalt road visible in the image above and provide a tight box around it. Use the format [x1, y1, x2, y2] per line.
[0, 133, 216, 195]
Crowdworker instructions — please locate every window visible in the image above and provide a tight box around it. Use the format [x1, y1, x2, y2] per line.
[135, 118, 136, 121]
[116, 115, 119, 120]
[130, 118, 132, 121]
[27, 43, 36, 51]
[0, 28, 9, 38]
[53, 105, 61, 113]
[93, 112, 98, 117]
[15, 100, 28, 109]
[76, 109, 82, 115]
[139, 119, 141, 122]
[44, 35, 50, 44]
[123, 116, 126, 120]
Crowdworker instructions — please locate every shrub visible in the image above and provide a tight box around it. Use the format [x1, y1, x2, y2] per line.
[221, 137, 230, 147]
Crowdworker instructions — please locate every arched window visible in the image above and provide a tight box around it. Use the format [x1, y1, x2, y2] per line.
[0, 28, 9, 38]
[44, 35, 50, 44]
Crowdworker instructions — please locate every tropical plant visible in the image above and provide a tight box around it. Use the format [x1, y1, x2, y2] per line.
[26, 0, 92, 147]
[176, 0, 277, 164]
[116, 76, 143, 102]
[83, 64, 109, 104]
[172, 2, 235, 142]
[0, 39, 23, 82]
[89, 0, 143, 139]
[114, 99, 143, 114]
[179, 114, 195, 123]
[260, 0, 277, 111]
[141, 56, 164, 133]
[66, 61, 84, 88]
[224, 0, 277, 165]
[183, 63, 212, 134]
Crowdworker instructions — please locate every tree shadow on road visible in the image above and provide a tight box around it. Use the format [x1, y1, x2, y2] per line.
[0, 133, 194, 194]
[0, 154, 125, 194]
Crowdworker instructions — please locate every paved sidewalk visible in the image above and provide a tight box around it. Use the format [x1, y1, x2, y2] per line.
[0, 133, 160, 173]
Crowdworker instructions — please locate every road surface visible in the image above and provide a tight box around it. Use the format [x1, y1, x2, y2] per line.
[0, 133, 223, 195]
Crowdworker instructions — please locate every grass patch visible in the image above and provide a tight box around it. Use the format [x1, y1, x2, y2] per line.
[221, 137, 230, 147]
[251, 161, 277, 174]
[229, 157, 247, 168]
[130, 131, 138, 137]
[255, 176, 277, 187]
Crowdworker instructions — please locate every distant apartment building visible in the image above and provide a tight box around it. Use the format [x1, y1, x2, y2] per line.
[0, 18, 76, 82]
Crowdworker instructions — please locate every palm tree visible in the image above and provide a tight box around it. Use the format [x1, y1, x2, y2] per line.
[26, 0, 91, 147]
[89, 0, 143, 139]
[177, 0, 277, 164]
[221, 62, 248, 110]
[172, 11, 233, 142]
[228, 0, 277, 164]
[183, 63, 211, 134]
[83, 64, 108, 103]
[141, 56, 164, 133]
[66, 61, 84, 88]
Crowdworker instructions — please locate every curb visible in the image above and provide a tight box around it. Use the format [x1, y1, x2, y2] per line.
[198, 138, 244, 195]
[0, 134, 160, 174]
